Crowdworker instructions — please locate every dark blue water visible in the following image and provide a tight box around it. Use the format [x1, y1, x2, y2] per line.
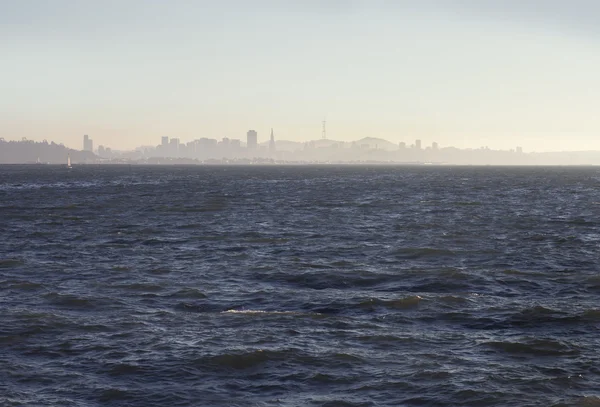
[2, 165, 600, 406]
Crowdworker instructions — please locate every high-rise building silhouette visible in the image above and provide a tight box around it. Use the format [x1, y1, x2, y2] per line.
[161, 137, 169, 147]
[169, 138, 179, 156]
[269, 128, 275, 151]
[247, 130, 258, 149]
[83, 135, 93, 152]
[432, 142, 439, 150]
[415, 139, 422, 150]
[198, 138, 217, 149]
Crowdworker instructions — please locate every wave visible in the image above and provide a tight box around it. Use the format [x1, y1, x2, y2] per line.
[585, 275, 600, 292]
[391, 247, 456, 259]
[575, 396, 600, 407]
[482, 338, 580, 356]
[221, 309, 318, 317]
[356, 334, 415, 348]
[581, 309, 600, 321]
[3, 280, 44, 291]
[217, 295, 424, 318]
[174, 302, 225, 313]
[43, 292, 118, 310]
[358, 295, 422, 310]
[0, 258, 25, 268]
[113, 283, 165, 292]
[96, 387, 134, 403]
[437, 295, 470, 305]
[167, 288, 207, 299]
[154, 203, 227, 213]
[0, 179, 167, 192]
[104, 362, 147, 377]
[200, 349, 290, 370]
[318, 400, 374, 407]
[194, 348, 365, 371]
[221, 309, 327, 319]
[255, 269, 399, 290]
[504, 306, 580, 327]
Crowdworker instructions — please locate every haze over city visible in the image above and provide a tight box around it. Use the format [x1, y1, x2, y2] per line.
[2, 0, 600, 152]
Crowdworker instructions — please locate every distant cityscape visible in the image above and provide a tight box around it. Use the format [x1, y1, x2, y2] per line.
[2, 131, 600, 165]
[81, 130, 530, 165]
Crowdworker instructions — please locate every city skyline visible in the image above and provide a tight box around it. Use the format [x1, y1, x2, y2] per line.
[8, 133, 600, 166]
[4, 121, 597, 154]
[3, 1, 600, 151]
[88, 131, 507, 156]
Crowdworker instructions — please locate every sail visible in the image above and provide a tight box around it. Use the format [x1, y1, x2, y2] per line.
[67, 154, 71, 167]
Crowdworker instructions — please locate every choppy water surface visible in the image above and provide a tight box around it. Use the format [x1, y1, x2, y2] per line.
[2, 165, 600, 407]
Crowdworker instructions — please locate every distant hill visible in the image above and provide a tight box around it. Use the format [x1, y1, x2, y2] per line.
[307, 139, 348, 148]
[0, 139, 96, 164]
[260, 139, 349, 151]
[261, 137, 400, 151]
[353, 137, 398, 151]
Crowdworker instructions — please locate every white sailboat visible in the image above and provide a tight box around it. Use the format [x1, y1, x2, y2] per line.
[67, 154, 72, 169]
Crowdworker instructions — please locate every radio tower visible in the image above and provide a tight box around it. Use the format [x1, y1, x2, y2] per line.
[322, 120, 327, 140]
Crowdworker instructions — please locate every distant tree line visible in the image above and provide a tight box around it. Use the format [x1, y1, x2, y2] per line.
[0, 138, 96, 164]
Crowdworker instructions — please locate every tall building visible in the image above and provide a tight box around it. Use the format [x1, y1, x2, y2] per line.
[247, 130, 258, 149]
[83, 135, 94, 152]
[432, 142, 439, 150]
[198, 138, 217, 148]
[186, 141, 197, 155]
[269, 128, 275, 151]
[161, 137, 169, 147]
[415, 139, 422, 150]
[169, 138, 180, 156]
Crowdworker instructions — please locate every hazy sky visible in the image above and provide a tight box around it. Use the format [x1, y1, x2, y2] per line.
[2, 0, 600, 151]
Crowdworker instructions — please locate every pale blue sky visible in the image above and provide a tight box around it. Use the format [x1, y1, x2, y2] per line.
[2, 0, 600, 151]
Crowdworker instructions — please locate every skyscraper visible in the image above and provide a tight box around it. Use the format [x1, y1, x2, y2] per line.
[247, 130, 258, 149]
[83, 135, 93, 152]
[161, 137, 169, 147]
[169, 138, 179, 157]
[269, 128, 275, 151]
[415, 139, 422, 150]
